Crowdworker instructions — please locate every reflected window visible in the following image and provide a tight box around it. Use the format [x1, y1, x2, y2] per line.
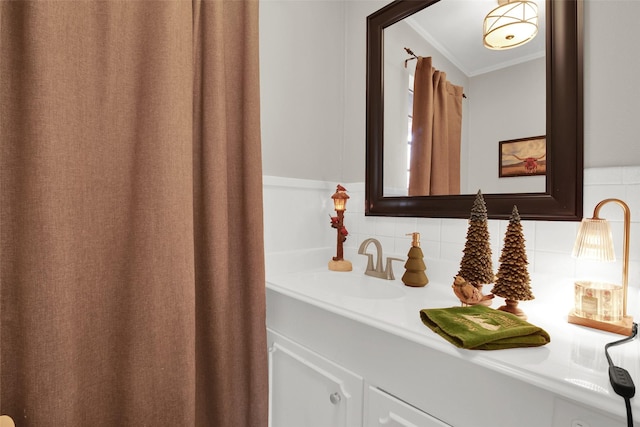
[406, 74, 414, 189]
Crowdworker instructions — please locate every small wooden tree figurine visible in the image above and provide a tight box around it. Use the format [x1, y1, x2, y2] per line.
[491, 205, 535, 319]
[455, 190, 494, 305]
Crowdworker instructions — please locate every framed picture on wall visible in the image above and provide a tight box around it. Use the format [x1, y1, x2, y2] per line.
[499, 136, 546, 178]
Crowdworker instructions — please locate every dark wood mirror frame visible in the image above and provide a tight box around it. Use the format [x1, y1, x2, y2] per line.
[365, 0, 583, 220]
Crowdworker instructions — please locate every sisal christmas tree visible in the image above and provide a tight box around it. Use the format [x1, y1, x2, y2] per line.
[491, 205, 535, 319]
[457, 190, 495, 286]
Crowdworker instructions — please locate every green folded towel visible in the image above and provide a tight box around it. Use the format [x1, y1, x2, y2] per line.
[420, 305, 550, 350]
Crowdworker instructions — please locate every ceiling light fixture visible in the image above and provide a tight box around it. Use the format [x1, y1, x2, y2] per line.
[483, 0, 539, 50]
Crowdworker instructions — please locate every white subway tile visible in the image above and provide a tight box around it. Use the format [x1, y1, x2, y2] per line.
[420, 239, 441, 260]
[393, 217, 418, 238]
[374, 217, 396, 237]
[623, 166, 640, 184]
[359, 215, 377, 235]
[624, 183, 640, 220]
[440, 241, 464, 264]
[583, 185, 627, 220]
[264, 166, 640, 279]
[392, 235, 413, 258]
[440, 218, 467, 244]
[415, 218, 442, 242]
[534, 251, 576, 276]
[535, 221, 578, 253]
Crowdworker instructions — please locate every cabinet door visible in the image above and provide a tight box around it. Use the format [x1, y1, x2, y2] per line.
[552, 398, 628, 427]
[268, 330, 363, 427]
[366, 386, 452, 427]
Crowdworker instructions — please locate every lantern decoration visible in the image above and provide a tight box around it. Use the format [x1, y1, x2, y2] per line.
[328, 185, 352, 272]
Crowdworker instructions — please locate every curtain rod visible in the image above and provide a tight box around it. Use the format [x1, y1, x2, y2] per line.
[404, 47, 418, 68]
[403, 47, 467, 99]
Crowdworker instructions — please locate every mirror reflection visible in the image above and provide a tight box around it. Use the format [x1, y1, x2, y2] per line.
[382, 0, 546, 197]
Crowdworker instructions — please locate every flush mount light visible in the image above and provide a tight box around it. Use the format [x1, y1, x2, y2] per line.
[483, 0, 539, 50]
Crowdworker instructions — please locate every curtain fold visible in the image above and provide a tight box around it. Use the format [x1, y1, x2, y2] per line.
[0, 1, 268, 425]
[408, 56, 464, 196]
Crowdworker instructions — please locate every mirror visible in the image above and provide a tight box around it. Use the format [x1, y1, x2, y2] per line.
[383, 0, 547, 197]
[365, 0, 583, 220]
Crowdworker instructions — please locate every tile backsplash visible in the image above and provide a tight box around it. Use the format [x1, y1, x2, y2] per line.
[263, 166, 640, 312]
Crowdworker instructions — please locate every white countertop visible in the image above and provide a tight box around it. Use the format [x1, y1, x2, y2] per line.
[266, 264, 640, 421]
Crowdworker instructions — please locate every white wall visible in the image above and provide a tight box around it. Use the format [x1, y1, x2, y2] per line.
[259, 0, 640, 182]
[259, 0, 346, 181]
[467, 57, 546, 194]
[584, 0, 640, 167]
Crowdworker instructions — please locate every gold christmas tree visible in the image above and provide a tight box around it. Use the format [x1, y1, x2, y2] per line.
[491, 205, 534, 319]
[457, 190, 494, 285]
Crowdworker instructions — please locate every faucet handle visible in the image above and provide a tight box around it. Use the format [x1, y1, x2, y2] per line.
[384, 257, 405, 280]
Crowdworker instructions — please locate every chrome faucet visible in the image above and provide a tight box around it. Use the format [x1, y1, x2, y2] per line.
[357, 238, 404, 280]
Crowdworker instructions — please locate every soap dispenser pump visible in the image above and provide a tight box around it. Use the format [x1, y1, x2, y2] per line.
[402, 232, 429, 287]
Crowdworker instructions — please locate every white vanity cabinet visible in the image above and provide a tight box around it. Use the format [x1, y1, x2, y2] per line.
[268, 330, 363, 427]
[268, 328, 450, 427]
[266, 277, 637, 427]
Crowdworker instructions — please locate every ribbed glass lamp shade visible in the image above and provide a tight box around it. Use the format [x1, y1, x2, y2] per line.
[571, 218, 616, 262]
[483, 1, 538, 50]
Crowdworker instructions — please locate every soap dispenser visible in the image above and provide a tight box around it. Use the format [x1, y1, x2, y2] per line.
[402, 232, 429, 287]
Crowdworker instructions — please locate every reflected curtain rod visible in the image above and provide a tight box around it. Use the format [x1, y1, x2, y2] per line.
[404, 47, 418, 68]
[404, 47, 467, 99]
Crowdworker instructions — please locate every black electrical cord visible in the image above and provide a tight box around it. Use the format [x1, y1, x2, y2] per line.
[605, 323, 638, 427]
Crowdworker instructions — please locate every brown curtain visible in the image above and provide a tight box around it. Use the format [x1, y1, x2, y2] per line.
[0, 1, 268, 426]
[408, 56, 464, 196]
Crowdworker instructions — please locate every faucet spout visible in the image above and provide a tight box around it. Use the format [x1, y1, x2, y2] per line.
[358, 238, 384, 274]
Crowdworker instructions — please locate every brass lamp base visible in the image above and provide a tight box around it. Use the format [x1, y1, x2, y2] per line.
[568, 311, 634, 336]
[328, 259, 352, 272]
